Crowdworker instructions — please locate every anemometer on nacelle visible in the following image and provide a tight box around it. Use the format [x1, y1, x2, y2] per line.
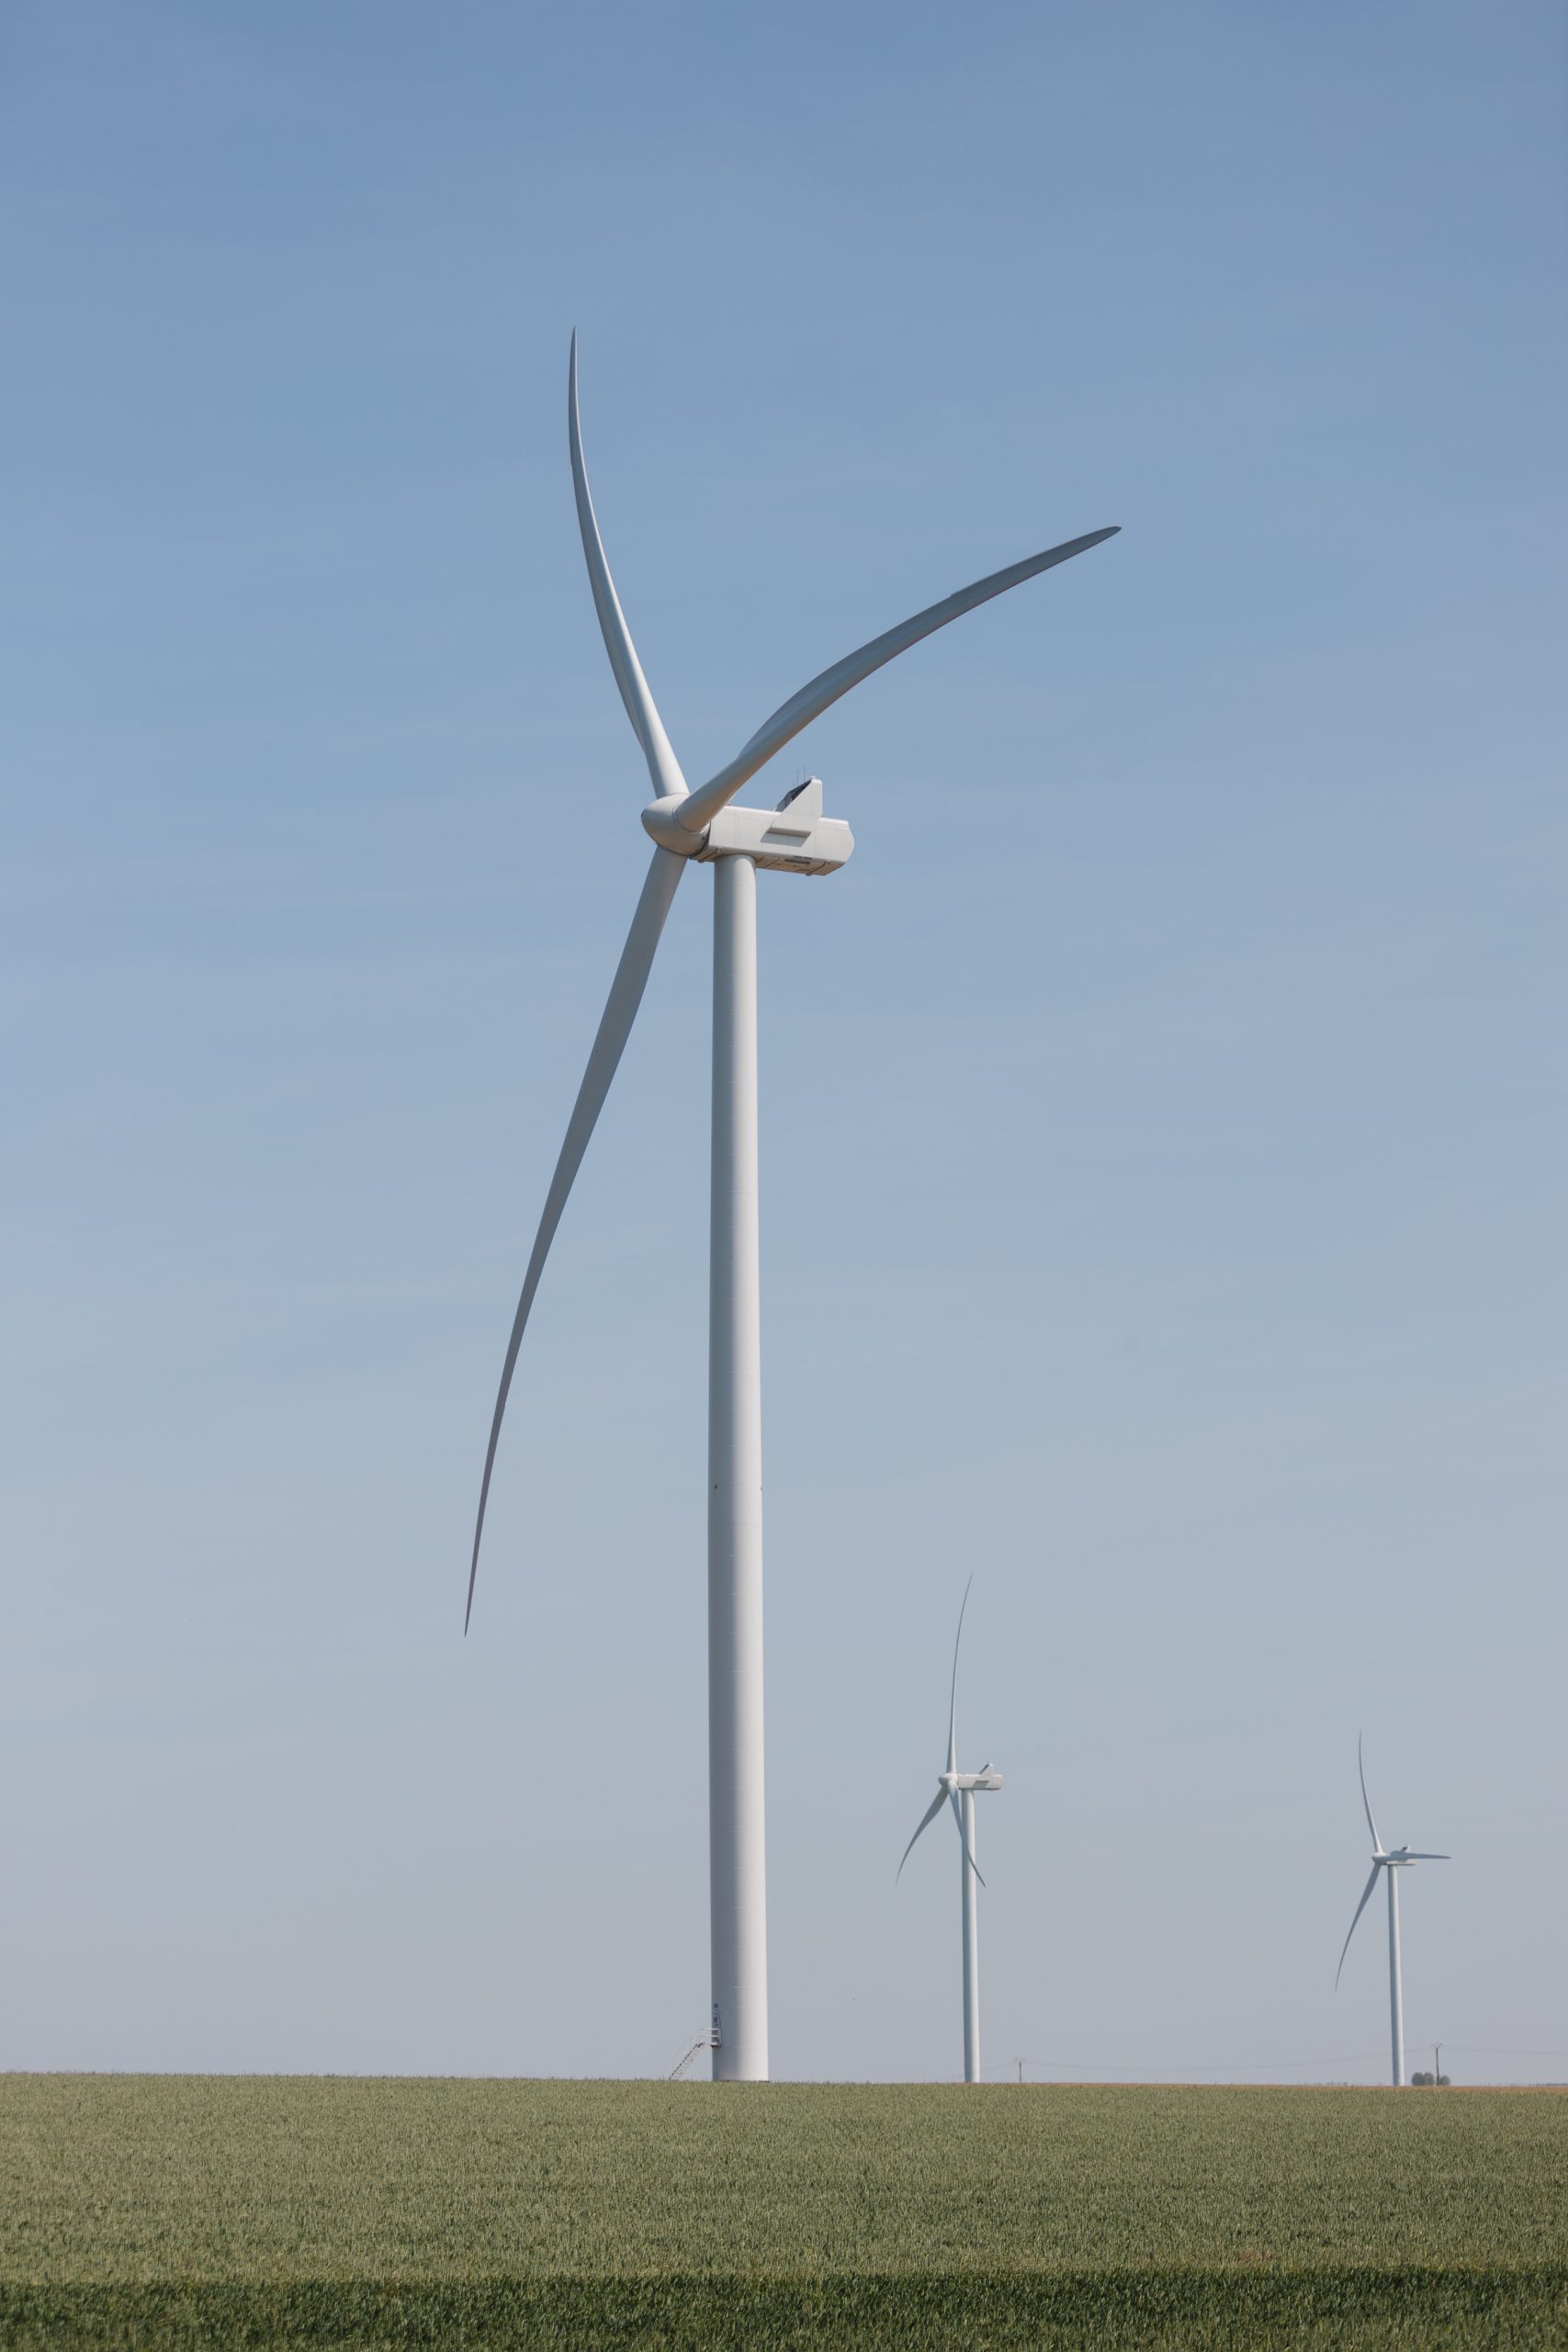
[642, 775, 854, 876]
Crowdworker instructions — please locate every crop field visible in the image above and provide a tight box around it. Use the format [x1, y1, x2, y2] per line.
[2, 2076, 1564, 2348]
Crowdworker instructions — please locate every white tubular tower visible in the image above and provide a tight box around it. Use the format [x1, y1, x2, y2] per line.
[1387, 1865, 1404, 2089]
[708, 852, 768, 2080]
[961, 1787, 981, 2084]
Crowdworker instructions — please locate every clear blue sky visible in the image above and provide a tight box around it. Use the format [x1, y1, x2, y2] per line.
[3, 0, 1563, 2085]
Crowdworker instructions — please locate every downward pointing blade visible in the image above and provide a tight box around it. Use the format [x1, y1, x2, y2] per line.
[1358, 1733, 1382, 1852]
[949, 1789, 986, 1888]
[568, 334, 687, 804]
[1336, 1862, 1382, 1988]
[897, 1789, 948, 1881]
[465, 845, 686, 1629]
[677, 525, 1120, 832]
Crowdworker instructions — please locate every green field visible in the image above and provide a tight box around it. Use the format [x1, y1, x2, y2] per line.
[2, 2076, 1564, 2348]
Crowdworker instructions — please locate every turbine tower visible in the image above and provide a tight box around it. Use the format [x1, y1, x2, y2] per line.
[467, 337, 1116, 2083]
[1336, 1735, 1450, 2087]
[897, 1578, 1003, 2083]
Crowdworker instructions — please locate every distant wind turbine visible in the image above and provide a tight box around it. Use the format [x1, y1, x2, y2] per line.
[466, 336, 1116, 2083]
[898, 1578, 1003, 2083]
[1336, 1735, 1449, 2087]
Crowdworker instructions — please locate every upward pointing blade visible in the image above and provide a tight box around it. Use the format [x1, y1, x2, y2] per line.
[1358, 1734, 1382, 1853]
[677, 525, 1120, 832]
[947, 1574, 974, 1779]
[1336, 1862, 1383, 1988]
[897, 1789, 948, 1881]
[465, 845, 686, 1629]
[568, 334, 687, 804]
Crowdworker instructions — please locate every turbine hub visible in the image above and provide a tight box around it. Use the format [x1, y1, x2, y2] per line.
[641, 796, 706, 856]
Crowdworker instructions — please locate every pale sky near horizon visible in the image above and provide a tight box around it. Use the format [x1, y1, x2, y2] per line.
[3, 1, 1564, 2086]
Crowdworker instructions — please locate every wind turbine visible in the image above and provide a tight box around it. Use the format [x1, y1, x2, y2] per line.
[466, 335, 1116, 2083]
[897, 1578, 1003, 2084]
[1336, 1735, 1450, 2087]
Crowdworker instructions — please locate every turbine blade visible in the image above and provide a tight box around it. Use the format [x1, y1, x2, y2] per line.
[677, 524, 1120, 833]
[1398, 1852, 1450, 1861]
[1335, 1862, 1382, 1988]
[897, 1789, 948, 1881]
[947, 1574, 974, 1779]
[568, 334, 687, 803]
[949, 1788, 987, 1888]
[1358, 1733, 1382, 1851]
[465, 845, 686, 1629]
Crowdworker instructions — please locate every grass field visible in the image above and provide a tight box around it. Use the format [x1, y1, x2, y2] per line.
[2, 2075, 1564, 2347]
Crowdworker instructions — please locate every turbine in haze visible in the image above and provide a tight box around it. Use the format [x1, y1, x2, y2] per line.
[1336, 1735, 1450, 2087]
[897, 1578, 1003, 2084]
[468, 336, 1116, 2083]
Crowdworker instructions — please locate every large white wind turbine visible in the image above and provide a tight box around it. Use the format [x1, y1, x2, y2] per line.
[1336, 1735, 1450, 2087]
[467, 336, 1116, 2083]
[897, 1579, 1003, 2084]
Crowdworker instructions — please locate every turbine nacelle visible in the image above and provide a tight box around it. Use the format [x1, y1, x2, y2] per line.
[642, 777, 854, 876]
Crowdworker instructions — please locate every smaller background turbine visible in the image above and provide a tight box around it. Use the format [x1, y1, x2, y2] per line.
[1336, 1734, 1450, 2086]
[898, 1578, 1003, 2083]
